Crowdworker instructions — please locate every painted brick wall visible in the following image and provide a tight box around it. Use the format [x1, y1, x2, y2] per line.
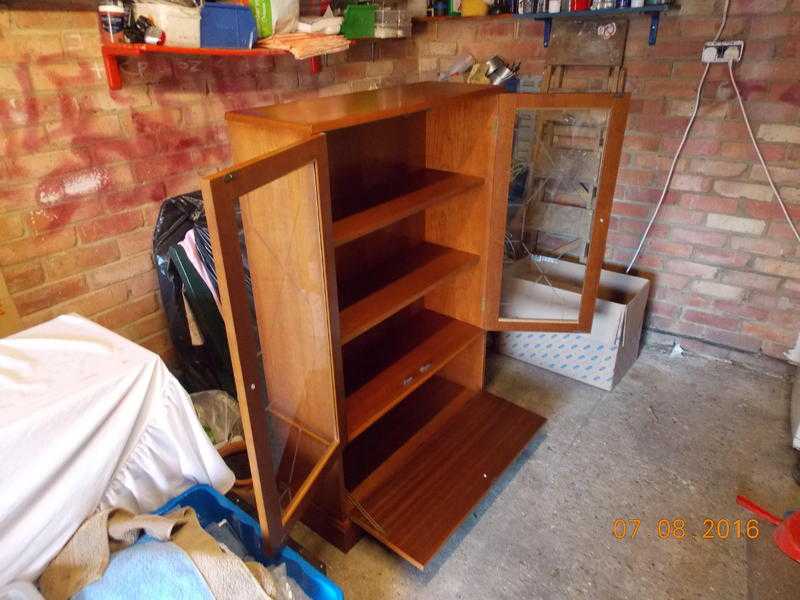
[414, 1, 800, 361]
[0, 1, 420, 361]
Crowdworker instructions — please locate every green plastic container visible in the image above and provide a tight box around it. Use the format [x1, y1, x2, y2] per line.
[341, 4, 376, 39]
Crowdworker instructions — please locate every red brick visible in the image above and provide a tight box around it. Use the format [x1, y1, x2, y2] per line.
[28, 200, 104, 233]
[0, 228, 76, 266]
[612, 201, 651, 219]
[15, 275, 88, 316]
[648, 300, 681, 319]
[644, 239, 692, 258]
[2, 262, 45, 293]
[139, 330, 173, 356]
[42, 241, 121, 279]
[652, 272, 690, 290]
[0, 213, 25, 240]
[669, 228, 728, 248]
[721, 270, 781, 291]
[666, 259, 718, 279]
[693, 248, 749, 268]
[95, 292, 159, 331]
[102, 183, 167, 213]
[730, 236, 790, 257]
[682, 309, 741, 332]
[679, 194, 738, 214]
[701, 328, 762, 353]
[117, 228, 153, 257]
[58, 283, 129, 317]
[121, 311, 169, 342]
[78, 211, 142, 243]
[713, 300, 769, 321]
[719, 142, 784, 162]
[742, 321, 798, 346]
[88, 254, 153, 288]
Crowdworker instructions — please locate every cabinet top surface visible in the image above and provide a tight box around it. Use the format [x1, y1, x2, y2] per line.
[226, 82, 502, 133]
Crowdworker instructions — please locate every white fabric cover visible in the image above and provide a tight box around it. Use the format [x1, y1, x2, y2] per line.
[0, 314, 234, 585]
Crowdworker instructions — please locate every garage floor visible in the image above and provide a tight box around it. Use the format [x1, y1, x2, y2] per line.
[293, 344, 800, 599]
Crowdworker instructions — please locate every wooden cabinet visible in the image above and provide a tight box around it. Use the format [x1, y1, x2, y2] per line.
[201, 82, 629, 567]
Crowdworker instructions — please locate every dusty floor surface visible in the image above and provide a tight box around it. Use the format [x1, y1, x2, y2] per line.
[293, 345, 800, 599]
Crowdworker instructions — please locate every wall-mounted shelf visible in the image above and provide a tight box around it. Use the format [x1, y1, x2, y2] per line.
[101, 43, 331, 90]
[515, 4, 670, 48]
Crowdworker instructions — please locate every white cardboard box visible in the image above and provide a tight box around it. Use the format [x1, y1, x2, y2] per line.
[496, 259, 650, 391]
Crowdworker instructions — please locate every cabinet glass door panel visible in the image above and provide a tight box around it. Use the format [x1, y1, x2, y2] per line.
[201, 134, 343, 552]
[488, 93, 629, 332]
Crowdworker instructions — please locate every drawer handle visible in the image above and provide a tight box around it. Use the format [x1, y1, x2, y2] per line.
[418, 363, 433, 374]
[401, 376, 414, 387]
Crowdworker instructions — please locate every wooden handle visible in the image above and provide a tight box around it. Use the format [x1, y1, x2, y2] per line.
[736, 495, 782, 525]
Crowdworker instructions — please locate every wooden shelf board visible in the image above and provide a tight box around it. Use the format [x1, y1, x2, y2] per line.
[332, 169, 484, 248]
[226, 82, 502, 133]
[338, 242, 479, 344]
[350, 376, 546, 568]
[102, 42, 288, 58]
[345, 311, 483, 442]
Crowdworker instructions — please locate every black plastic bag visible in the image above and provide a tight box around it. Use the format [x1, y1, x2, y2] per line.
[152, 192, 236, 395]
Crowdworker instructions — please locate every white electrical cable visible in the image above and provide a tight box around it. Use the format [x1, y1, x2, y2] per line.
[625, 63, 711, 273]
[728, 60, 800, 243]
[625, 0, 730, 273]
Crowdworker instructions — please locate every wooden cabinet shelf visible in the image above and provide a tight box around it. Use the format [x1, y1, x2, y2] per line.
[344, 309, 483, 442]
[205, 82, 627, 566]
[332, 169, 483, 248]
[347, 375, 546, 568]
[338, 242, 479, 344]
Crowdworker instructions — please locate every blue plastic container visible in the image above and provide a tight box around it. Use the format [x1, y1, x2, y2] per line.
[155, 485, 344, 600]
[200, 3, 257, 49]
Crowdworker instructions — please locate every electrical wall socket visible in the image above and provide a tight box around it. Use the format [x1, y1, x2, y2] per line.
[701, 41, 744, 64]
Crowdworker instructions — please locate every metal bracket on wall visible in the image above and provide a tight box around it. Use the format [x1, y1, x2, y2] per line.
[516, 4, 669, 48]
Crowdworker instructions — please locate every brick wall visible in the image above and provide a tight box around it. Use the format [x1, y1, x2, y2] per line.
[0, 1, 421, 361]
[414, 1, 800, 362]
[2, 1, 799, 364]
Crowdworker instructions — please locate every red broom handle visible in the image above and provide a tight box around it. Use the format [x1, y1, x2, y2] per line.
[736, 495, 782, 526]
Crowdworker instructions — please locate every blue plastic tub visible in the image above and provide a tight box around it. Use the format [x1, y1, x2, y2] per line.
[201, 3, 257, 49]
[155, 484, 344, 600]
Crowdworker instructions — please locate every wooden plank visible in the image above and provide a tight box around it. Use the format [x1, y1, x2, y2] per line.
[339, 243, 479, 344]
[332, 169, 484, 247]
[226, 82, 502, 133]
[346, 313, 482, 442]
[350, 378, 546, 569]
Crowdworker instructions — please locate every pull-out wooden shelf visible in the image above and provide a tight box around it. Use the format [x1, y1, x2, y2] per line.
[332, 169, 484, 247]
[338, 243, 479, 344]
[345, 310, 483, 442]
[348, 376, 545, 569]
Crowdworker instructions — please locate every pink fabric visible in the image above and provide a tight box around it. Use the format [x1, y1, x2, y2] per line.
[178, 229, 219, 305]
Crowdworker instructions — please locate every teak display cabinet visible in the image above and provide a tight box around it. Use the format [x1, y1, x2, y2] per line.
[202, 82, 629, 568]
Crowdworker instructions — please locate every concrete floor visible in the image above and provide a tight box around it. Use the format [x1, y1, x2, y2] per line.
[293, 345, 800, 599]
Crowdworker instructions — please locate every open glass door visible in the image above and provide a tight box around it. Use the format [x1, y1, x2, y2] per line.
[201, 134, 344, 553]
[487, 92, 629, 332]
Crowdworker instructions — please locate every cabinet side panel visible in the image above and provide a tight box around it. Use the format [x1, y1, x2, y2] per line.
[423, 96, 499, 328]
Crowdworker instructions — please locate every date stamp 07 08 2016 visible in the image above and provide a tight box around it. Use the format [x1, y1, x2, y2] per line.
[612, 518, 761, 541]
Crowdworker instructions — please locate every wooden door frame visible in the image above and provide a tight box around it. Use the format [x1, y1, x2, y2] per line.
[201, 134, 344, 553]
[486, 92, 630, 333]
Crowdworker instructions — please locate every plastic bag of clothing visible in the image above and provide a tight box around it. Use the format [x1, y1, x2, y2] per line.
[153, 192, 234, 395]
